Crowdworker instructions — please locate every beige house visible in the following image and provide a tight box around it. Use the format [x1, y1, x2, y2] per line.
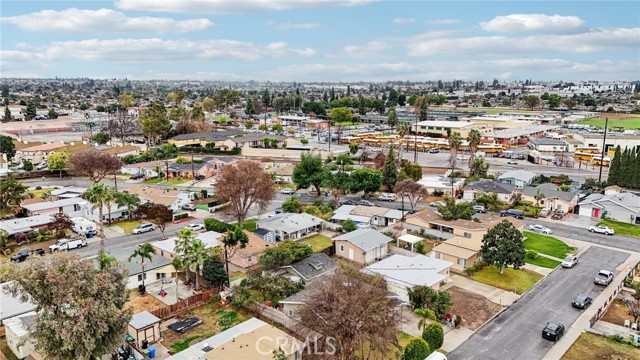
[228, 230, 270, 269]
[334, 228, 391, 265]
[101, 144, 140, 157]
[520, 184, 579, 214]
[128, 311, 162, 349]
[433, 236, 483, 270]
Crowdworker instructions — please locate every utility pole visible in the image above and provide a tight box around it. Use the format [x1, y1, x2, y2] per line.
[598, 117, 608, 184]
[328, 117, 331, 152]
[414, 113, 418, 163]
[191, 152, 195, 185]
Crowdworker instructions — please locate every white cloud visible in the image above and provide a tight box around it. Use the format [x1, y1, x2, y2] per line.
[392, 18, 415, 25]
[480, 14, 585, 34]
[266, 20, 320, 30]
[341, 40, 393, 58]
[115, 0, 370, 14]
[0, 8, 213, 34]
[407, 27, 640, 56]
[425, 18, 462, 25]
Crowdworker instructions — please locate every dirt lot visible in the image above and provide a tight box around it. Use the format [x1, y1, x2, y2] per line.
[127, 289, 165, 313]
[448, 286, 503, 330]
[601, 298, 633, 326]
[562, 331, 640, 360]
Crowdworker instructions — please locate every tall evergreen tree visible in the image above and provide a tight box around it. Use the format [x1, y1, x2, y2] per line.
[608, 146, 622, 186]
[382, 147, 398, 191]
[621, 148, 634, 188]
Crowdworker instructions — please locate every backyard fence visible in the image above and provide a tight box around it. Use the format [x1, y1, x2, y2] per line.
[151, 287, 221, 320]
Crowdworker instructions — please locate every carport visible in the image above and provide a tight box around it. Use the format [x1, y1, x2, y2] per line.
[397, 233, 423, 252]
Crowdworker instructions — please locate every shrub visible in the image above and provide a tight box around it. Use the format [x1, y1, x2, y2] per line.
[173, 213, 189, 221]
[422, 322, 444, 351]
[432, 190, 444, 196]
[341, 219, 357, 233]
[525, 250, 539, 260]
[35, 186, 42, 190]
[204, 218, 231, 233]
[403, 338, 431, 360]
[415, 242, 426, 255]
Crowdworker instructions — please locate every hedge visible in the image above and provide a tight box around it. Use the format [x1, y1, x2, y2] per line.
[178, 146, 241, 156]
[173, 213, 189, 221]
[204, 218, 231, 233]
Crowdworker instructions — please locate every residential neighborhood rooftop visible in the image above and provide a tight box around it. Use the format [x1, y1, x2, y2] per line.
[334, 228, 392, 251]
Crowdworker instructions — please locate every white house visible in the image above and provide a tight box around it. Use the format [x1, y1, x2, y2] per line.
[362, 254, 453, 302]
[334, 228, 391, 265]
[498, 170, 538, 189]
[528, 138, 567, 152]
[417, 174, 465, 196]
[152, 231, 223, 259]
[127, 186, 194, 212]
[4, 313, 38, 359]
[0, 215, 54, 236]
[577, 191, 640, 224]
[256, 212, 324, 241]
[0, 153, 10, 176]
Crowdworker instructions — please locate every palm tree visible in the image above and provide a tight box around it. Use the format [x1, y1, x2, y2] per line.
[115, 191, 141, 220]
[174, 228, 195, 283]
[414, 308, 436, 331]
[467, 129, 482, 170]
[96, 248, 116, 271]
[397, 122, 411, 165]
[448, 131, 462, 195]
[534, 188, 545, 208]
[103, 187, 117, 225]
[82, 183, 113, 248]
[185, 239, 208, 290]
[128, 242, 155, 287]
[172, 256, 187, 303]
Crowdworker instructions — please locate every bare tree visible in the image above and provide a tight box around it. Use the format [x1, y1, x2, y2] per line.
[395, 179, 428, 210]
[297, 266, 400, 360]
[69, 149, 123, 183]
[625, 298, 640, 323]
[214, 160, 274, 227]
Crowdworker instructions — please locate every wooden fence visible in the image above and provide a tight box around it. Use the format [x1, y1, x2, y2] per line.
[151, 287, 221, 319]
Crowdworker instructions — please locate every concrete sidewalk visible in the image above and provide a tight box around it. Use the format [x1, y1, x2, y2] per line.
[442, 326, 474, 353]
[443, 274, 520, 306]
[542, 252, 640, 360]
[537, 214, 597, 229]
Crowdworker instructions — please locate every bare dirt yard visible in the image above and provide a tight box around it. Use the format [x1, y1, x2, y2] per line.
[127, 289, 166, 313]
[448, 286, 503, 330]
[601, 298, 633, 326]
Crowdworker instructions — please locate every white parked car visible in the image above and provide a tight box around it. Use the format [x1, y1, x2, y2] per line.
[588, 225, 615, 235]
[378, 193, 395, 201]
[456, 155, 469, 161]
[561, 255, 579, 268]
[184, 223, 205, 232]
[132, 223, 156, 235]
[280, 188, 295, 194]
[528, 224, 552, 234]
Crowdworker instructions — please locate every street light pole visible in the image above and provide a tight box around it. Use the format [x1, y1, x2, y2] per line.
[597, 117, 609, 184]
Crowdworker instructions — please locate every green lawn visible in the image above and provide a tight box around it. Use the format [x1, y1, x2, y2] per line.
[111, 219, 141, 234]
[576, 117, 640, 130]
[524, 255, 561, 269]
[523, 231, 577, 259]
[597, 219, 640, 238]
[143, 178, 164, 184]
[562, 332, 640, 360]
[471, 265, 544, 294]
[164, 177, 191, 185]
[301, 234, 334, 252]
[28, 187, 54, 199]
[242, 218, 257, 231]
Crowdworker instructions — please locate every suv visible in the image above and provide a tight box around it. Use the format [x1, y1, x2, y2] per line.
[11, 249, 32, 262]
[571, 294, 592, 309]
[378, 193, 395, 201]
[594, 270, 614, 286]
[130, 173, 144, 180]
[588, 225, 614, 235]
[428, 148, 440, 153]
[472, 205, 486, 213]
[194, 174, 205, 181]
[542, 322, 565, 341]
[132, 223, 156, 235]
[500, 209, 524, 219]
[181, 204, 197, 211]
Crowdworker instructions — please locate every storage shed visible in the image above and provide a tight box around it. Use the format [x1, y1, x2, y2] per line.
[128, 311, 161, 347]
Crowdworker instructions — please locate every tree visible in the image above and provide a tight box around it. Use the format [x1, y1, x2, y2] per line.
[220, 226, 249, 280]
[469, 157, 490, 179]
[0, 176, 29, 212]
[387, 108, 398, 128]
[349, 168, 383, 197]
[137, 102, 170, 147]
[48, 213, 73, 239]
[382, 147, 398, 191]
[523, 95, 540, 110]
[433, 291, 453, 320]
[408, 285, 437, 309]
[47, 151, 70, 178]
[394, 179, 427, 210]
[70, 149, 122, 183]
[534, 188, 545, 208]
[547, 94, 562, 109]
[128, 242, 155, 287]
[608, 146, 622, 186]
[297, 266, 400, 359]
[403, 338, 431, 360]
[399, 160, 423, 181]
[414, 308, 436, 331]
[625, 298, 640, 323]
[215, 160, 274, 227]
[0, 135, 16, 160]
[467, 129, 482, 169]
[201, 97, 215, 113]
[22, 159, 34, 171]
[92, 132, 110, 145]
[330, 107, 352, 140]
[341, 219, 357, 233]
[422, 322, 444, 352]
[6, 254, 131, 360]
[174, 228, 196, 284]
[3, 105, 12, 121]
[437, 196, 474, 220]
[258, 240, 313, 270]
[114, 191, 141, 220]
[202, 254, 228, 288]
[245, 97, 256, 115]
[448, 131, 462, 195]
[323, 170, 351, 204]
[479, 220, 526, 274]
[25, 100, 37, 119]
[292, 153, 327, 195]
[82, 183, 115, 246]
[184, 238, 209, 290]
[135, 202, 173, 239]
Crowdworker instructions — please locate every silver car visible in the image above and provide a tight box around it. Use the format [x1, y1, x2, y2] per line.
[594, 270, 614, 286]
[588, 225, 614, 235]
[529, 224, 552, 234]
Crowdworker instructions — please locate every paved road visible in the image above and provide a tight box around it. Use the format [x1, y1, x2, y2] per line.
[524, 220, 640, 253]
[448, 246, 629, 360]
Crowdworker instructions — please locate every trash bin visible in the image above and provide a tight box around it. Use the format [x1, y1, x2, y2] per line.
[142, 339, 148, 349]
[143, 349, 150, 358]
[149, 347, 156, 358]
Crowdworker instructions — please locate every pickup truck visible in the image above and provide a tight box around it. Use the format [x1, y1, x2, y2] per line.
[49, 237, 88, 253]
[11, 249, 32, 262]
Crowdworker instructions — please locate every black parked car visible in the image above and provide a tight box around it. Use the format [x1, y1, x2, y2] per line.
[11, 249, 32, 262]
[571, 294, 592, 309]
[130, 173, 144, 180]
[195, 174, 205, 181]
[340, 199, 356, 206]
[500, 209, 525, 219]
[542, 322, 565, 341]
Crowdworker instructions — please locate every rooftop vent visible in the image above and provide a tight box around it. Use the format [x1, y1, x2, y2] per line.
[310, 262, 324, 270]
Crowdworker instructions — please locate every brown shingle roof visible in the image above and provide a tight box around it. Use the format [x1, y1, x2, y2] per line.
[101, 145, 139, 154]
[126, 186, 181, 206]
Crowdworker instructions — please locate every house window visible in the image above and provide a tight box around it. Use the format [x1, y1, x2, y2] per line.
[457, 258, 466, 266]
[340, 244, 344, 252]
[463, 232, 472, 238]
[540, 200, 545, 205]
[137, 274, 147, 281]
[156, 273, 166, 280]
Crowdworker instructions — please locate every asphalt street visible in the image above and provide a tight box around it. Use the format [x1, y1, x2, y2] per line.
[448, 246, 629, 360]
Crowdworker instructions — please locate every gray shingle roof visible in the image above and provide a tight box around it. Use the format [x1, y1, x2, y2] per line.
[579, 192, 640, 213]
[521, 185, 577, 202]
[334, 228, 392, 251]
[463, 180, 517, 194]
[287, 253, 337, 281]
[170, 130, 242, 141]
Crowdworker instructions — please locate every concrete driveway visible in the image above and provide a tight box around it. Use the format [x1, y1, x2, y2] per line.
[448, 246, 629, 360]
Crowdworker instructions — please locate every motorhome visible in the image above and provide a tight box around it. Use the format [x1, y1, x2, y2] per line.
[71, 217, 97, 236]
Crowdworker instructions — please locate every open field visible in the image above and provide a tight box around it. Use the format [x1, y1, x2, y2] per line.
[523, 231, 577, 259]
[111, 219, 141, 234]
[562, 331, 640, 360]
[597, 220, 640, 238]
[471, 265, 544, 295]
[127, 289, 165, 313]
[576, 112, 640, 130]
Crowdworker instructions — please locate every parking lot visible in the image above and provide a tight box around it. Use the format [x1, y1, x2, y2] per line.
[448, 246, 629, 360]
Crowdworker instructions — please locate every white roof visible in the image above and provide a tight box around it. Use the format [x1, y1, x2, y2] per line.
[257, 212, 323, 233]
[418, 175, 465, 188]
[363, 254, 452, 289]
[0, 214, 53, 235]
[416, 120, 474, 128]
[152, 231, 222, 255]
[0, 282, 37, 322]
[398, 234, 423, 244]
[498, 170, 537, 182]
[129, 311, 161, 329]
[334, 205, 356, 214]
[22, 198, 87, 212]
[330, 213, 371, 223]
[334, 228, 391, 251]
[50, 186, 87, 196]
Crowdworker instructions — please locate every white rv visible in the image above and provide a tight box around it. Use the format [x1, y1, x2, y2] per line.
[71, 217, 97, 236]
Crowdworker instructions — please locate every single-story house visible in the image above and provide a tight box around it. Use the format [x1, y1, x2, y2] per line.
[273, 164, 295, 184]
[498, 170, 538, 189]
[127, 186, 194, 212]
[120, 161, 162, 178]
[433, 236, 483, 270]
[363, 254, 453, 301]
[256, 212, 324, 241]
[331, 205, 403, 227]
[417, 174, 466, 196]
[13, 142, 67, 164]
[222, 133, 288, 149]
[462, 180, 517, 203]
[100, 144, 140, 158]
[122, 254, 174, 290]
[279, 286, 311, 321]
[282, 252, 338, 282]
[4, 313, 39, 359]
[0, 214, 54, 236]
[167, 162, 215, 179]
[168, 130, 243, 148]
[206, 157, 238, 171]
[128, 311, 162, 349]
[334, 228, 391, 265]
[577, 191, 640, 224]
[49, 186, 87, 200]
[165, 317, 302, 360]
[520, 183, 579, 213]
[0, 281, 37, 325]
[152, 231, 223, 259]
[228, 230, 271, 269]
[20, 197, 88, 217]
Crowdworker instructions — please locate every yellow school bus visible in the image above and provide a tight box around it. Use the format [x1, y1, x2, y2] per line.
[573, 151, 594, 161]
[591, 155, 611, 167]
[576, 146, 600, 154]
[477, 144, 504, 153]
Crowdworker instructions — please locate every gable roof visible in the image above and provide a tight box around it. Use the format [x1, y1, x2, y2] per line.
[579, 192, 640, 214]
[152, 231, 223, 255]
[334, 228, 392, 251]
[363, 254, 452, 288]
[126, 186, 183, 206]
[129, 311, 161, 330]
[256, 212, 324, 233]
[498, 170, 537, 183]
[286, 253, 337, 281]
[406, 210, 524, 232]
[230, 230, 271, 258]
[463, 180, 517, 194]
[101, 145, 139, 155]
[168, 162, 207, 171]
[521, 185, 578, 202]
[170, 130, 242, 142]
[21, 197, 87, 212]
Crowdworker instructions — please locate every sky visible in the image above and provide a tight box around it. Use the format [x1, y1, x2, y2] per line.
[1, 0, 639, 82]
